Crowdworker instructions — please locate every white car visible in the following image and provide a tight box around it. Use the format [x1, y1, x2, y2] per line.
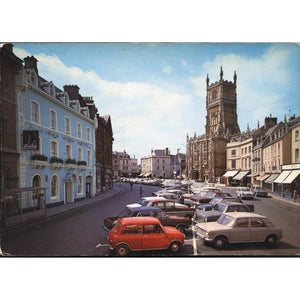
[196, 212, 282, 249]
[236, 187, 254, 199]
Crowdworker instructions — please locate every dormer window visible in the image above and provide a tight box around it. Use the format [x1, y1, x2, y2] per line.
[30, 71, 37, 86]
[49, 82, 55, 97]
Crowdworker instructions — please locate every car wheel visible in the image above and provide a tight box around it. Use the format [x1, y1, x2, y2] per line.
[213, 236, 228, 249]
[176, 224, 185, 233]
[169, 241, 182, 253]
[115, 244, 130, 256]
[265, 235, 277, 247]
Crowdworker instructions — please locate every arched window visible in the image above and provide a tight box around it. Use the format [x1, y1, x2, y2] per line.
[32, 174, 42, 187]
[50, 140, 58, 157]
[87, 127, 91, 142]
[77, 122, 82, 139]
[65, 117, 71, 135]
[50, 175, 59, 201]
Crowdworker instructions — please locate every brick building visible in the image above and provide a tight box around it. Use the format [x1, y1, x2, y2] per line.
[95, 115, 113, 192]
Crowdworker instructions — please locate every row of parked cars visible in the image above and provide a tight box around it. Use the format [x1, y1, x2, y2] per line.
[104, 183, 281, 255]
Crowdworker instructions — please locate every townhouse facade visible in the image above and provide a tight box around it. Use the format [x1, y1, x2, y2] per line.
[112, 150, 139, 177]
[141, 148, 172, 178]
[0, 43, 108, 228]
[224, 115, 300, 198]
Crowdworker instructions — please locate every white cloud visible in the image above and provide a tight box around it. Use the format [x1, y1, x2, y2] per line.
[189, 45, 298, 131]
[15, 47, 193, 160]
[162, 65, 172, 75]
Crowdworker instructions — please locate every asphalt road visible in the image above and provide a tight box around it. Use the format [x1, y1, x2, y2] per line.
[2, 182, 300, 256]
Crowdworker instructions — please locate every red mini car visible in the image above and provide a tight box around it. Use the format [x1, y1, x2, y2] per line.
[107, 217, 185, 256]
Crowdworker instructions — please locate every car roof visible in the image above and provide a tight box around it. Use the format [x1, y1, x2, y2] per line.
[146, 198, 175, 203]
[224, 212, 266, 218]
[142, 196, 166, 200]
[119, 217, 160, 225]
[127, 206, 161, 212]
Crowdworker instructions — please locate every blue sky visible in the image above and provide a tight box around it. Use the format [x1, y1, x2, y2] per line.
[14, 43, 300, 162]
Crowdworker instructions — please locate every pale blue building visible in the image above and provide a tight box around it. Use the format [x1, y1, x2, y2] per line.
[16, 56, 98, 207]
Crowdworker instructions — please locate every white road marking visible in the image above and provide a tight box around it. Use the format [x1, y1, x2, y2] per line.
[96, 243, 107, 248]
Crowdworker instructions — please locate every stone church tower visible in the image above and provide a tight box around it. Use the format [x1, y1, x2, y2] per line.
[205, 66, 240, 136]
[186, 67, 240, 181]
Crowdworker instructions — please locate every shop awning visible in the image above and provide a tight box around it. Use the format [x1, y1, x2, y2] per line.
[273, 170, 291, 184]
[282, 170, 300, 184]
[256, 174, 270, 181]
[222, 170, 239, 177]
[264, 173, 279, 184]
[232, 170, 250, 181]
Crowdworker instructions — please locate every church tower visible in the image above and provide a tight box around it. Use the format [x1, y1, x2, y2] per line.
[205, 67, 240, 137]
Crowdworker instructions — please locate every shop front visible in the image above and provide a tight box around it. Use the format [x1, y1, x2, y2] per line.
[273, 164, 300, 198]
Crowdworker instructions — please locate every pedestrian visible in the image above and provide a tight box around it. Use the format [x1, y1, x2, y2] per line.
[139, 186, 143, 198]
[130, 182, 133, 191]
[179, 194, 184, 204]
[293, 189, 297, 202]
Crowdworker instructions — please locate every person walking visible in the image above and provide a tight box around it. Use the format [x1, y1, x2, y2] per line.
[293, 189, 298, 202]
[179, 194, 184, 204]
[139, 186, 143, 198]
[130, 182, 133, 191]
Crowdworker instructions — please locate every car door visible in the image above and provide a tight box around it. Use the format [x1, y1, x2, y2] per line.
[141, 224, 170, 250]
[230, 218, 251, 243]
[249, 217, 270, 242]
[120, 225, 142, 250]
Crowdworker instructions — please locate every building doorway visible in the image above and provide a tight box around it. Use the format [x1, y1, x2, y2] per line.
[64, 182, 74, 204]
[86, 175, 93, 198]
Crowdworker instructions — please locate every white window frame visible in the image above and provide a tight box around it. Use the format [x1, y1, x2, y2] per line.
[65, 144, 72, 160]
[78, 174, 83, 195]
[50, 139, 59, 157]
[50, 174, 60, 202]
[77, 122, 82, 139]
[87, 127, 91, 142]
[87, 150, 92, 166]
[30, 100, 40, 124]
[49, 109, 57, 130]
[77, 147, 83, 162]
[65, 117, 71, 135]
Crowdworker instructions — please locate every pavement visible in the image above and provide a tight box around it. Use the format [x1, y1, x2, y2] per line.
[1, 186, 122, 233]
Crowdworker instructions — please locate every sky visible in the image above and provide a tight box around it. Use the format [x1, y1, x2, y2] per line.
[13, 42, 300, 163]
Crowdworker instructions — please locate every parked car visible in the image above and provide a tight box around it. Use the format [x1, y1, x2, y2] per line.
[152, 192, 179, 200]
[236, 187, 255, 199]
[196, 212, 282, 249]
[139, 198, 195, 219]
[127, 196, 166, 208]
[107, 217, 185, 256]
[184, 191, 232, 207]
[103, 206, 192, 233]
[196, 197, 243, 211]
[251, 187, 268, 197]
[194, 202, 255, 223]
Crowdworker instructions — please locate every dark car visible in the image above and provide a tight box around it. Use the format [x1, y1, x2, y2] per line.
[195, 202, 255, 223]
[196, 197, 243, 211]
[141, 198, 195, 219]
[185, 191, 233, 207]
[103, 206, 192, 233]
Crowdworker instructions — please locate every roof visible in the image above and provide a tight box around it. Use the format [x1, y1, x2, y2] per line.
[127, 206, 161, 213]
[119, 217, 160, 225]
[224, 212, 266, 218]
[146, 198, 175, 203]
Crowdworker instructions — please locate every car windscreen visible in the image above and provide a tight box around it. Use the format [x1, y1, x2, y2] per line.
[217, 214, 234, 226]
[214, 204, 226, 212]
[118, 208, 133, 218]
